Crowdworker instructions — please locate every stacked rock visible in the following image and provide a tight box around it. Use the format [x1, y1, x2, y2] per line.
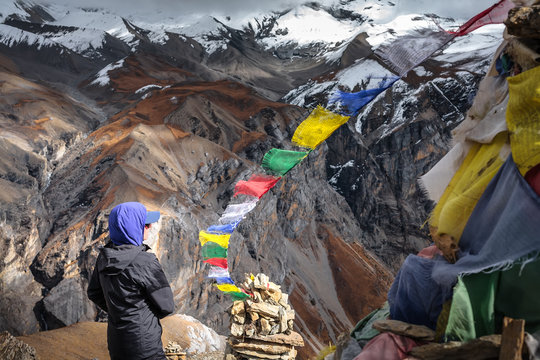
[227, 274, 304, 359]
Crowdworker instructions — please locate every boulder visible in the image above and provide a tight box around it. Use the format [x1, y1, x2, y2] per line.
[505, 6, 540, 39]
[0, 332, 38, 360]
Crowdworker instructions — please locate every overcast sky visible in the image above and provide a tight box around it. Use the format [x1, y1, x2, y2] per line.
[35, 0, 501, 21]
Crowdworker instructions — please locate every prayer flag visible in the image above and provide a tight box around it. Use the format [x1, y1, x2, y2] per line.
[219, 198, 259, 224]
[225, 291, 251, 301]
[234, 174, 281, 198]
[199, 231, 231, 248]
[204, 257, 228, 268]
[261, 149, 309, 176]
[216, 283, 243, 293]
[291, 105, 350, 149]
[329, 77, 399, 116]
[375, 29, 454, 76]
[429, 132, 508, 261]
[506, 66, 540, 176]
[201, 242, 227, 260]
[207, 222, 238, 234]
[214, 276, 235, 285]
[448, 0, 515, 36]
[208, 266, 230, 278]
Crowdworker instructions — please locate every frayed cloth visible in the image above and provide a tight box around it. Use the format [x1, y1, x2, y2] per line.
[507, 66, 540, 175]
[432, 155, 540, 288]
[388, 255, 451, 330]
[375, 29, 454, 76]
[447, 0, 515, 36]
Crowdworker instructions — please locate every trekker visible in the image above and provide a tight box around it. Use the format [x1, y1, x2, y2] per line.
[88, 202, 174, 360]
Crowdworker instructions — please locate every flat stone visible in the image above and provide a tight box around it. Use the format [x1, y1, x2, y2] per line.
[245, 331, 304, 347]
[248, 302, 280, 319]
[372, 319, 435, 341]
[233, 348, 282, 359]
[409, 335, 501, 360]
[230, 339, 292, 355]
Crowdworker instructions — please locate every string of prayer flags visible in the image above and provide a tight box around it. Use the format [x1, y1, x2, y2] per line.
[447, 0, 514, 37]
[291, 105, 350, 149]
[199, 231, 231, 248]
[261, 148, 310, 176]
[219, 198, 259, 224]
[198, 0, 516, 301]
[234, 174, 281, 198]
[328, 77, 399, 116]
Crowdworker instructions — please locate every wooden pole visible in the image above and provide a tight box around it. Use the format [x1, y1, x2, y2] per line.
[499, 316, 525, 360]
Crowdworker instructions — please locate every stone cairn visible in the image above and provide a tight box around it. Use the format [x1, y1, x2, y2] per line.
[226, 273, 304, 360]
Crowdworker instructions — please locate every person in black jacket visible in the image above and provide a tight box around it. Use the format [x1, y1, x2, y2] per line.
[88, 202, 174, 360]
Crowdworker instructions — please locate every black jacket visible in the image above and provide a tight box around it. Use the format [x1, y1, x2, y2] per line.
[87, 242, 174, 360]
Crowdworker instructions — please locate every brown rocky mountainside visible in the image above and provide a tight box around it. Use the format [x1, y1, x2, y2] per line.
[0, 46, 393, 357]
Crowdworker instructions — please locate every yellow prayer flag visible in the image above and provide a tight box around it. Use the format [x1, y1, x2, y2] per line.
[507, 66, 540, 175]
[199, 231, 230, 248]
[430, 132, 509, 261]
[292, 105, 350, 149]
[216, 284, 242, 293]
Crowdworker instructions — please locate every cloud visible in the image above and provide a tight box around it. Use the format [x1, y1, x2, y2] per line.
[34, 0, 501, 21]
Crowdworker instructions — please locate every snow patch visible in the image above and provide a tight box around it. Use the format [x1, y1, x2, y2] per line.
[0, 24, 56, 49]
[90, 58, 125, 86]
[135, 84, 162, 94]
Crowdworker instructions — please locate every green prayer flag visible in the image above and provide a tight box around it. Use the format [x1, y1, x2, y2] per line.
[445, 257, 540, 342]
[261, 148, 309, 176]
[444, 273, 497, 342]
[351, 302, 389, 344]
[225, 291, 251, 301]
[201, 242, 227, 260]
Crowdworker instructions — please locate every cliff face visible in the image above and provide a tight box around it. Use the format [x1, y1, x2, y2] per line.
[325, 70, 483, 270]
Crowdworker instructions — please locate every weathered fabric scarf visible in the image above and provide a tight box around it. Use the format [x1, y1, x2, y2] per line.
[432, 155, 540, 289]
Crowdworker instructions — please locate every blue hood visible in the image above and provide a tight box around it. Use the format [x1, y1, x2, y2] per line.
[109, 202, 146, 246]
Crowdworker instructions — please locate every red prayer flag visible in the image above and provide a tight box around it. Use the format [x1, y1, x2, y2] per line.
[449, 0, 514, 36]
[234, 174, 281, 198]
[204, 258, 228, 268]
